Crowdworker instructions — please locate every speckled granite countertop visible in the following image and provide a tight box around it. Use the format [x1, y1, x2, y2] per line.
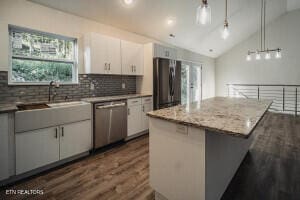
[147, 97, 272, 138]
[82, 94, 152, 103]
[0, 104, 18, 113]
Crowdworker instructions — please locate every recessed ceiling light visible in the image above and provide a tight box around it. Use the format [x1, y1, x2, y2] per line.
[123, 0, 133, 5]
[169, 34, 175, 38]
[166, 17, 176, 26]
[209, 49, 213, 52]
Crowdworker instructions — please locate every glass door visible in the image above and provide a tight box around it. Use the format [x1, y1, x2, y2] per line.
[181, 62, 202, 104]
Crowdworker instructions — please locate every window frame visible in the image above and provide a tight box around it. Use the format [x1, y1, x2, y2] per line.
[8, 25, 78, 85]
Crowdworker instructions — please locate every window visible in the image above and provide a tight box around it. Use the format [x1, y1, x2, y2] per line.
[9, 25, 78, 84]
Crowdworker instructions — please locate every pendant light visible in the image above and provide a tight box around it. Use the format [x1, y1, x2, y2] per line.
[246, 0, 282, 61]
[222, 0, 229, 39]
[196, 0, 211, 25]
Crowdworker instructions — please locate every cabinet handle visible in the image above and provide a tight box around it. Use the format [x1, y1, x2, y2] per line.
[104, 63, 107, 70]
[128, 108, 130, 115]
[142, 105, 145, 112]
[109, 63, 111, 71]
[134, 65, 136, 72]
[131, 65, 133, 72]
[61, 127, 64, 137]
[55, 128, 58, 139]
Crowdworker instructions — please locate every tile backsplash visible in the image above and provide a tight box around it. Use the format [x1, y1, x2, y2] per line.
[0, 71, 136, 104]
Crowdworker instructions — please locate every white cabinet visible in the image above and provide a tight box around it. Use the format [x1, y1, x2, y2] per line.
[127, 99, 143, 137]
[16, 126, 60, 175]
[16, 120, 91, 175]
[141, 98, 153, 131]
[84, 33, 121, 75]
[60, 120, 91, 160]
[154, 43, 177, 60]
[121, 40, 144, 75]
[0, 113, 13, 181]
[127, 96, 153, 137]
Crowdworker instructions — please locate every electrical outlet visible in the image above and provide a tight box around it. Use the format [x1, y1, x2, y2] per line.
[90, 83, 95, 90]
[122, 83, 126, 89]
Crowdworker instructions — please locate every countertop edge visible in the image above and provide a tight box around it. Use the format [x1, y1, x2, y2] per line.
[147, 100, 272, 139]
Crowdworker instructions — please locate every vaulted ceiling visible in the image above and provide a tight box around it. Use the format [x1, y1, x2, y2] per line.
[30, 0, 299, 58]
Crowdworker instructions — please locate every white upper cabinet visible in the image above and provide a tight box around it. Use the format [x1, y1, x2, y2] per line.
[154, 43, 177, 60]
[84, 33, 121, 75]
[121, 40, 144, 76]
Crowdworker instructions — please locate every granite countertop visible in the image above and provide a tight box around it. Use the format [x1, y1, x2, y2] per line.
[147, 97, 272, 138]
[0, 104, 18, 114]
[82, 94, 152, 103]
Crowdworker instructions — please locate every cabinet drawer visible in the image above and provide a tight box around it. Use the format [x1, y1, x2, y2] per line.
[127, 98, 142, 106]
[142, 96, 152, 104]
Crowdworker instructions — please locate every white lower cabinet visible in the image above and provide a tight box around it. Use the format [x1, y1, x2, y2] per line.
[16, 126, 60, 175]
[60, 120, 91, 160]
[127, 97, 153, 137]
[16, 120, 91, 175]
[128, 104, 142, 137]
[142, 103, 153, 131]
[0, 113, 14, 181]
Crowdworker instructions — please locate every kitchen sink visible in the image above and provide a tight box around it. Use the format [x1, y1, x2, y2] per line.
[47, 101, 85, 108]
[17, 103, 50, 111]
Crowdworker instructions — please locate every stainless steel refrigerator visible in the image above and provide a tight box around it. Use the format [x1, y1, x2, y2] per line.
[153, 58, 181, 110]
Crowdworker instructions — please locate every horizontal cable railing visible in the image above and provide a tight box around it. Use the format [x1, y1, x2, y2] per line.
[227, 84, 300, 116]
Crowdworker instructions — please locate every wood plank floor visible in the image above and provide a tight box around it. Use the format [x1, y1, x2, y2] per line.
[1, 112, 299, 200]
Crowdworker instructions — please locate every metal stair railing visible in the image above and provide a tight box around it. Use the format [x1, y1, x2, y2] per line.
[227, 84, 300, 116]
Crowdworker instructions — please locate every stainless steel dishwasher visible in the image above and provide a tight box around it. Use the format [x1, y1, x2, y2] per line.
[94, 100, 127, 149]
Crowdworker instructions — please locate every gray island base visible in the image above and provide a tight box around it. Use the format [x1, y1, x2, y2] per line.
[147, 97, 271, 200]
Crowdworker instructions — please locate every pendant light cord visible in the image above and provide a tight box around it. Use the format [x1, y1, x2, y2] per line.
[260, 0, 263, 51]
[264, 0, 266, 51]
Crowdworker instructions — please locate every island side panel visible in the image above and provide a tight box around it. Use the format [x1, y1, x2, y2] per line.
[205, 130, 254, 200]
[149, 118, 206, 200]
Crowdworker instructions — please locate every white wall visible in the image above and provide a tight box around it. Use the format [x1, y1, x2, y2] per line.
[215, 9, 300, 96]
[0, 0, 215, 97]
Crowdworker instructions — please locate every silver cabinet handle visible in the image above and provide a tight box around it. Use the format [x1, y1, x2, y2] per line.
[134, 65, 136, 72]
[61, 127, 64, 137]
[55, 127, 58, 139]
[128, 108, 130, 115]
[131, 65, 134, 72]
[142, 105, 145, 112]
[96, 103, 126, 109]
[104, 63, 107, 70]
[109, 63, 111, 71]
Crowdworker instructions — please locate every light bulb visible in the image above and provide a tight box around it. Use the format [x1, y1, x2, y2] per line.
[123, 0, 133, 5]
[265, 51, 271, 60]
[196, 3, 211, 25]
[276, 49, 282, 59]
[222, 24, 229, 39]
[255, 51, 261, 60]
[246, 54, 251, 61]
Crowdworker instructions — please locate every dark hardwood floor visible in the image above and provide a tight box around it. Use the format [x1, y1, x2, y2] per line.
[222, 112, 300, 200]
[1, 112, 299, 200]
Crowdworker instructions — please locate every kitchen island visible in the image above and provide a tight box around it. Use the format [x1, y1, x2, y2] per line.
[147, 97, 271, 200]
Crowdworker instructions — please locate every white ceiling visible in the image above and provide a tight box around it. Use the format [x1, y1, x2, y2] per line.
[29, 0, 291, 58]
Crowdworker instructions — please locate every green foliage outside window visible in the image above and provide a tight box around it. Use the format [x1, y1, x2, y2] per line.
[9, 26, 76, 84]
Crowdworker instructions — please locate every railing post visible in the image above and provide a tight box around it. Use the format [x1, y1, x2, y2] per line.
[283, 88, 285, 111]
[296, 88, 298, 116]
[258, 86, 260, 100]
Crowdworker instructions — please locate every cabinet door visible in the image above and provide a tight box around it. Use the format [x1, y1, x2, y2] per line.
[127, 105, 142, 137]
[121, 40, 144, 75]
[141, 103, 153, 131]
[107, 36, 122, 75]
[0, 114, 9, 180]
[60, 120, 92, 160]
[89, 33, 108, 74]
[16, 127, 59, 175]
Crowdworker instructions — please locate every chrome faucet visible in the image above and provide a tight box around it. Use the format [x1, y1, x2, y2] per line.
[48, 81, 60, 102]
